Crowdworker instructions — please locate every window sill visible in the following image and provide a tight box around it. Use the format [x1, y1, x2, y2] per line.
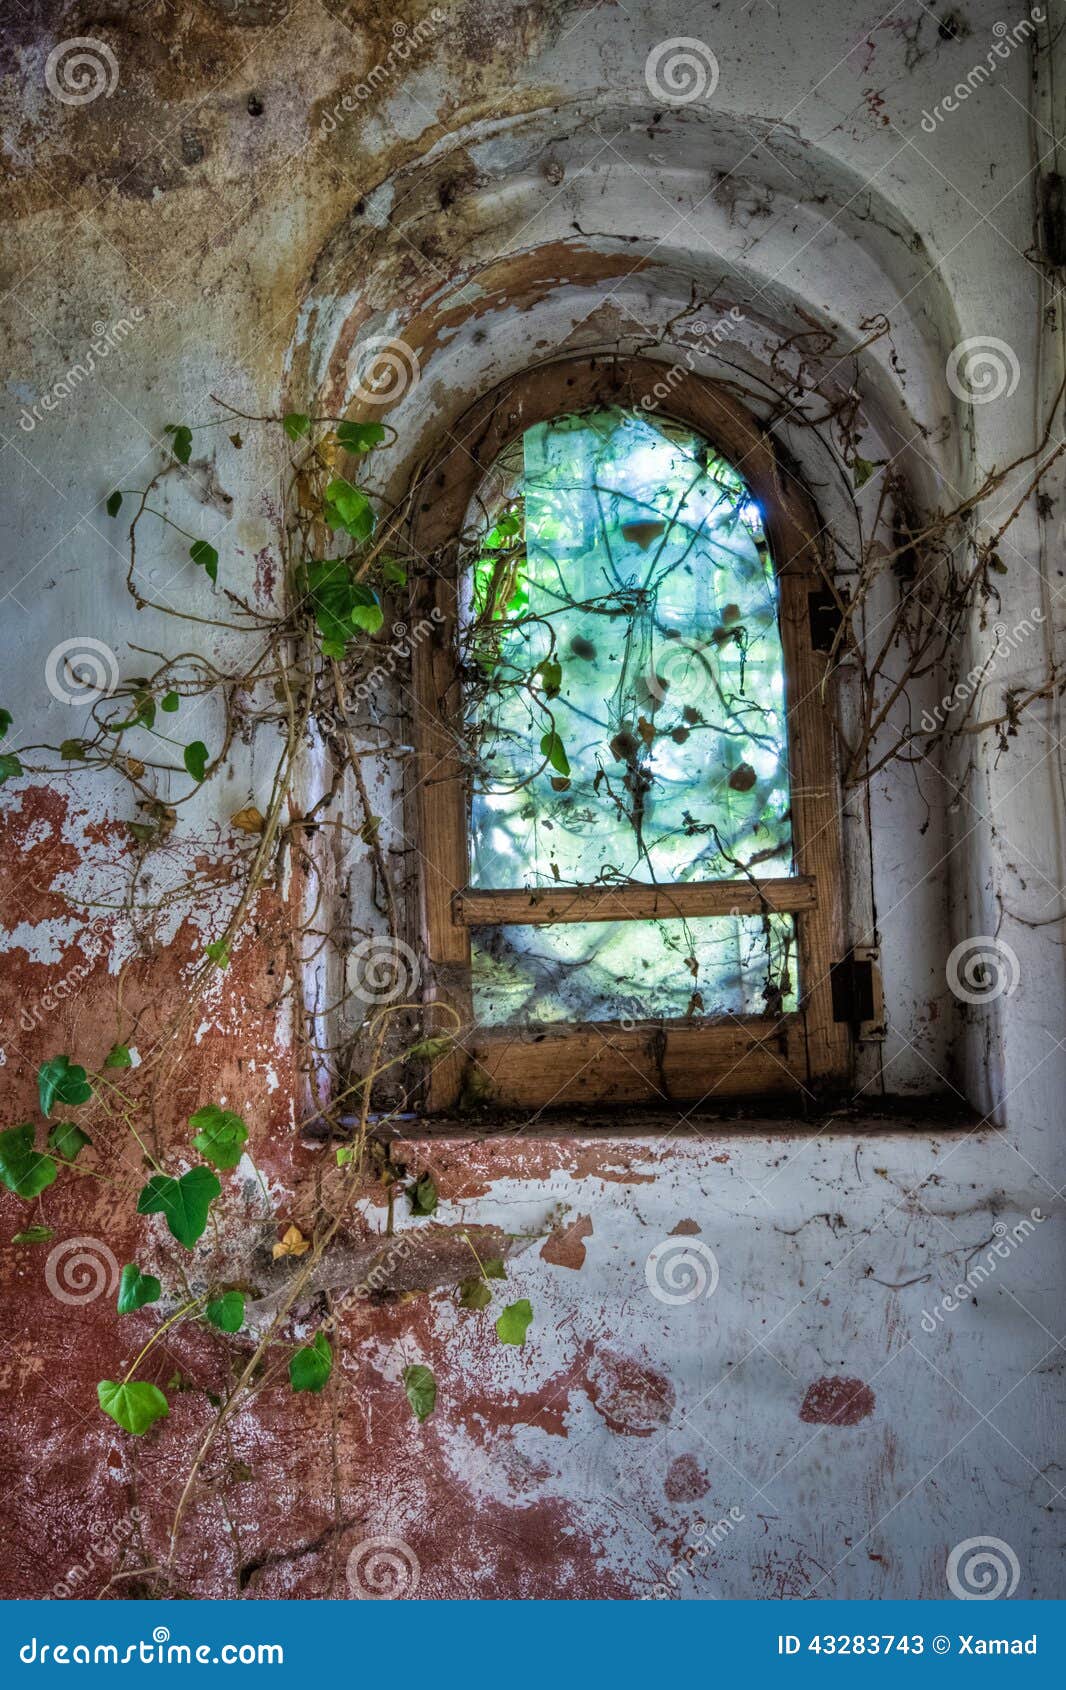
[303, 1096, 985, 1146]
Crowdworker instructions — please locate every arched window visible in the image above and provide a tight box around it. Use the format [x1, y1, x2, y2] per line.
[410, 359, 848, 1113]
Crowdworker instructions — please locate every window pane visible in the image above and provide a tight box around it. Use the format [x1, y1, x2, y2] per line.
[471, 914, 797, 1027]
[461, 405, 798, 1029]
[464, 407, 793, 892]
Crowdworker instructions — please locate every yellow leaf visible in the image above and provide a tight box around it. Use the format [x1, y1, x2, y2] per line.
[272, 1224, 310, 1259]
[126, 756, 145, 779]
[230, 806, 265, 835]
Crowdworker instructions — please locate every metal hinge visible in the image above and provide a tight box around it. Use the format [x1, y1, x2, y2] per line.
[830, 944, 886, 1042]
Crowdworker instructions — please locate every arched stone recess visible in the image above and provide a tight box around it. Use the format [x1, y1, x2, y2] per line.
[287, 101, 995, 1111]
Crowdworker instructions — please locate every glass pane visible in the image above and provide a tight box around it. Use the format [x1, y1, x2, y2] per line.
[471, 914, 797, 1027]
[460, 405, 798, 1027]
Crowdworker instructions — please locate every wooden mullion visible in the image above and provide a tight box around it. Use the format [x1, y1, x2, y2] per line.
[453, 876, 817, 926]
[408, 560, 471, 1111]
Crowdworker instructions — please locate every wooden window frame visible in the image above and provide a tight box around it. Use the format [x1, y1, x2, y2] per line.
[407, 356, 849, 1114]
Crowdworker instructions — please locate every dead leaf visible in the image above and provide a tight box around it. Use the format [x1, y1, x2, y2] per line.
[728, 762, 757, 792]
[609, 728, 639, 762]
[125, 756, 145, 779]
[230, 806, 265, 835]
[272, 1224, 310, 1260]
[637, 715, 655, 747]
[138, 799, 177, 840]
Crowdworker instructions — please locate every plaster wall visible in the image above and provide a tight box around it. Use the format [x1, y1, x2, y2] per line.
[0, 0, 1063, 1600]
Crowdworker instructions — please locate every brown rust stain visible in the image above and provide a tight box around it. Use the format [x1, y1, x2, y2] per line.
[664, 1454, 710, 1502]
[540, 1213, 593, 1270]
[585, 1346, 675, 1437]
[799, 1376, 876, 1426]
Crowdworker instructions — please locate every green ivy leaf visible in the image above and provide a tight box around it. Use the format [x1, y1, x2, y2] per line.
[38, 1055, 92, 1117]
[301, 559, 383, 652]
[495, 1298, 533, 1345]
[350, 595, 384, 635]
[0, 708, 12, 737]
[406, 1036, 453, 1062]
[484, 512, 522, 549]
[537, 659, 562, 698]
[117, 1263, 162, 1314]
[322, 477, 376, 542]
[0, 752, 23, 785]
[336, 420, 386, 454]
[48, 1120, 91, 1161]
[189, 1105, 248, 1171]
[458, 1277, 492, 1310]
[402, 1363, 437, 1422]
[852, 456, 885, 490]
[97, 1379, 169, 1436]
[205, 1290, 245, 1332]
[335, 1145, 355, 1167]
[408, 1171, 438, 1216]
[205, 939, 230, 970]
[166, 424, 193, 465]
[161, 691, 180, 713]
[106, 491, 122, 518]
[137, 1165, 221, 1250]
[104, 1043, 132, 1070]
[539, 731, 570, 777]
[134, 691, 156, 730]
[183, 741, 209, 781]
[11, 1224, 54, 1245]
[482, 1258, 507, 1280]
[60, 740, 87, 760]
[283, 412, 310, 441]
[289, 1330, 332, 1393]
[189, 541, 218, 584]
[381, 557, 407, 587]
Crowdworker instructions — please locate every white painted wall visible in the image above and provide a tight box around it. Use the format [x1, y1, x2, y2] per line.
[1, 0, 1063, 1600]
